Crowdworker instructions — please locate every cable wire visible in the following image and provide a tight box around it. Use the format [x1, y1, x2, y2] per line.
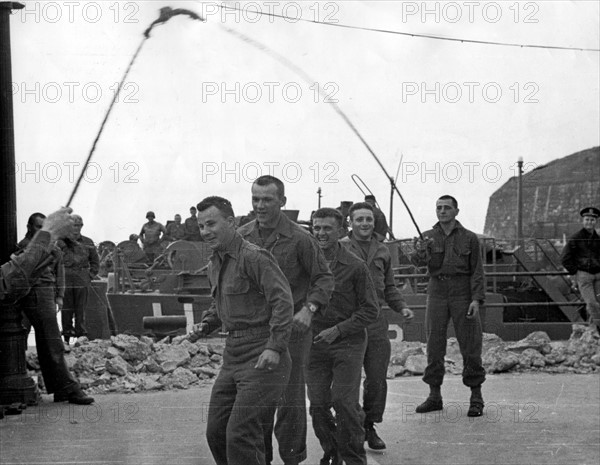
[216, 3, 600, 53]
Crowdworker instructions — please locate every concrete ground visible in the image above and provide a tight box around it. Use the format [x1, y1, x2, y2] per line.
[1, 373, 598, 465]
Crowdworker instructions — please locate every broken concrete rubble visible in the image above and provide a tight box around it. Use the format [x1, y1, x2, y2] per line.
[388, 324, 600, 379]
[24, 325, 600, 394]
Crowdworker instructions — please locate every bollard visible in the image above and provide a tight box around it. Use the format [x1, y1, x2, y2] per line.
[0, 302, 38, 413]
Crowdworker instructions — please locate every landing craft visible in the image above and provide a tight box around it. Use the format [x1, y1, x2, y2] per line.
[97, 148, 598, 342]
[97, 199, 589, 344]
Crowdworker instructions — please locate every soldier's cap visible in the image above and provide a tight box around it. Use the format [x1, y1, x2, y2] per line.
[364, 195, 376, 201]
[146, 211, 155, 219]
[580, 207, 600, 218]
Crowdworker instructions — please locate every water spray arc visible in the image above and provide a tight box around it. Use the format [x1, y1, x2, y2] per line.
[65, 7, 203, 208]
[217, 24, 423, 238]
[66, 5, 422, 239]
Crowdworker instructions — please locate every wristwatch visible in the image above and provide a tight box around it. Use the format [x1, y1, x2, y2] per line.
[307, 302, 318, 314]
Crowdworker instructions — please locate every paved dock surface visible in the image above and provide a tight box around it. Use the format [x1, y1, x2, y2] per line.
[1, 373, 598, 465]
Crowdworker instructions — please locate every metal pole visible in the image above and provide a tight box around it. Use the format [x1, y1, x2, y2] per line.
[389, 177, 394, 237]
[0, 1, 23, 263]
[0, 2, 37, 415]
[517, 157, 524, 246]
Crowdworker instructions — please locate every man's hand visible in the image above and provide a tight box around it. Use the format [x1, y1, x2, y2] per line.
[292, 306, 313, 332]
[313, 326, 340, 345]
[413, 236, 433, 252]
[55, 297, 63, 313]
[42, 207, 74, 241]
[570, 276, 578, 292]
[466, 300, 480, 319]
[255, 349, 280, 371]
[401, 307, 414, 320]
[188, 322, 209, 342]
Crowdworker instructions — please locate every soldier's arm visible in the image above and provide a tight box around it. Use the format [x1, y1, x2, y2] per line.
[382, 254, 409, 313]
[247, 248, 293, 354]
[88, 239, 100, 276]
[298, 234, 334, 309]
[336, 263, 380, 337]
[0, 231, 52, 302]
[469, 234, 485, 303]
[1, 207, 74, 301]
[410, 236, 432, 267]
[55, 250, 66, 300]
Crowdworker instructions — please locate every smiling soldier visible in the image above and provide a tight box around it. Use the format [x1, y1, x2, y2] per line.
[190, 196, 294, 465]
[238, 175, 333, 465]
[307, 207, 379, 465]
[341, 202, 413, 450]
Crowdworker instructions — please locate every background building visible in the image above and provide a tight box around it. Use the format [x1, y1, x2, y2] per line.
[484, 147, 600, 240]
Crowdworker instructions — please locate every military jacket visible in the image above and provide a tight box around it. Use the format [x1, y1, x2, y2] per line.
[201, 233, 293, 354]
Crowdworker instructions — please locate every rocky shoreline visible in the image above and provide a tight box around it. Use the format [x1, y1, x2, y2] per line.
[26, 325, 600, 395]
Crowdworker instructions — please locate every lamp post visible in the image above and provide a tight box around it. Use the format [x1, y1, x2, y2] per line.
[0, 2, 37, 415]
[517, 156, 524, 247]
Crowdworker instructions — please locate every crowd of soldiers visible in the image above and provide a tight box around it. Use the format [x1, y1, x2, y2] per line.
[185, 175, 488, 465]
[2, 177, 597, 464]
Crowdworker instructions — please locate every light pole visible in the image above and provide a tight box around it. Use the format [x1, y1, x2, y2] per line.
[517, 156, 524, 246]
[0, 2, 37, 416]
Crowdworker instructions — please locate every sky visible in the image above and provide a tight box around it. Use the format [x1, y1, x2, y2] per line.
[9, 0, 600, 242]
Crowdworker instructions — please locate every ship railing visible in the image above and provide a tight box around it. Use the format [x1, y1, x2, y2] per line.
[393, 267, 584, 322]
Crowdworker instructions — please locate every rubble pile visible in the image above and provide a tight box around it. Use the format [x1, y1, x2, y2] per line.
[25, 325, 600, 394]
[387, 324, 600, 378]
[26, 334, 224, 394]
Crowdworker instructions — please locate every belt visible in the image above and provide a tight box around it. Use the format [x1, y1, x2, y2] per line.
[222, 326, 271, 339]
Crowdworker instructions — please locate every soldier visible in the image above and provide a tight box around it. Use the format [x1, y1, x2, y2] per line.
[1, 207, 94, 405]
[411, 195, 486, 417]
[184, 206, 202, 241]
[307, 207, 379, 465]
[341, 202, 413, 450]
[561, 206, 600, 330]
[139, 211, 166, 262]
[190, 196, 293, 465]
[164, 214, 186, 242]
[364, 195, 390, 240]
[59, 214, 100, 342]
[16, 212, 65, 330]
[238, 175, 334, 465]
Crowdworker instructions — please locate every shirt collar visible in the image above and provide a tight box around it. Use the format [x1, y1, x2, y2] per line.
[213, 232, 243, 261]
[335, 242, 354, 265]
[433, 220, 464, 234]
[345, 230, 381, 244]
[247, 213, 295, 239]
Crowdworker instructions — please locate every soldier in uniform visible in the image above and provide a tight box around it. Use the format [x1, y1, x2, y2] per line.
[1, 207, 94, 405]
[184, 206, 202, 241]
[411, 195, 486, 417]
[190, 196, 293, 465]
[16, 213, 65, 333]
[561, 206, 600, 330]
[238, 175, 334, 465]
[364, 195, 390, 240]
[139, 211, 166, 262]
[164, 214, 186, 242]
[59, 214, 100, 342]
[341, 202, 413, 450]
[307, 207, 379, 465]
